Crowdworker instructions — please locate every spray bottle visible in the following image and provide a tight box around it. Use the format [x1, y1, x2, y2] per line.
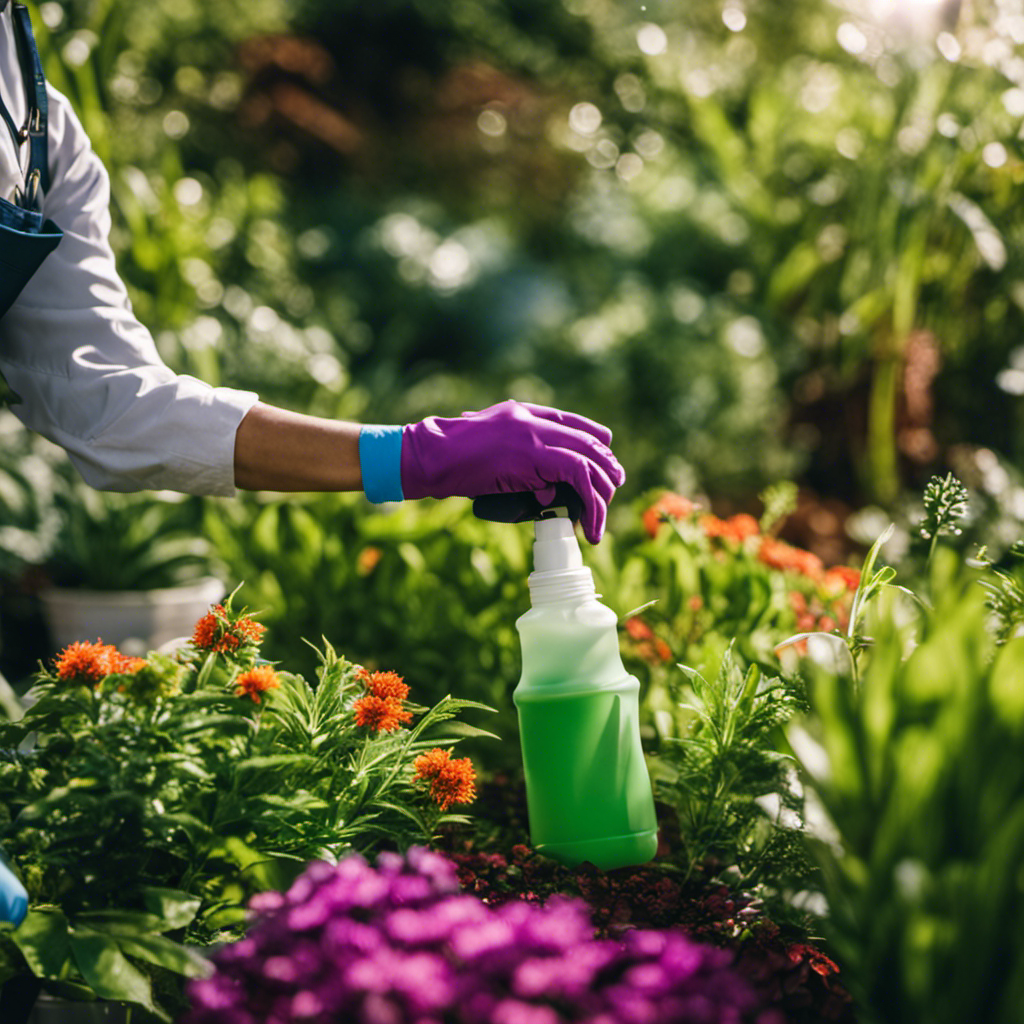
[474, 486, 659, 871]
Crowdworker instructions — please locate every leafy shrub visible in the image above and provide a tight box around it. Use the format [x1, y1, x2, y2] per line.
[592, 489, 859, 731]
[791, 542, 1024, 1023]
[0, 599, 491, 1019]
[183, 845, 782, 1024]
[203, 493, 532, 763]
[654, 650, 810, 891]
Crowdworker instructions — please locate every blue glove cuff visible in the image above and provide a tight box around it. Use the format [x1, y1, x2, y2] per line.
[0, 858, 27, 927]
[359, 424, 406, 504]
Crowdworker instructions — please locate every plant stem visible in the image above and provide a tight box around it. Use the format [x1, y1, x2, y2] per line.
[866, 351, 901, 506]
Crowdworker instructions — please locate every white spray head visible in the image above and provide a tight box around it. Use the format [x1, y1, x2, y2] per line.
[533, 509, 584, 572]
[528, 508, 594, 604]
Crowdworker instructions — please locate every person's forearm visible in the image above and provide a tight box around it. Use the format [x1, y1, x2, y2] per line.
[233, 402, 363, 492]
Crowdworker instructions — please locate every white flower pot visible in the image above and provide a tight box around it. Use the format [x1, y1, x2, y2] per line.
[39, 576, 225, 655]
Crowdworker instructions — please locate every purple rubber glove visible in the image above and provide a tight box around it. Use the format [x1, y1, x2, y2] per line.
[400, 400, 625, 543]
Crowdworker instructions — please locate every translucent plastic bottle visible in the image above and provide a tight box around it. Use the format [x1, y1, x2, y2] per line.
[513, 510, 659, 870]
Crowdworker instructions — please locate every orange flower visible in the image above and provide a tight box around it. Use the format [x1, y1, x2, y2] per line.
[192, 605, 266, 654]
[54, 639, 120, 684]
[363, 670, 410, 702]
[701, 513, 759, 543]
[116, 655, 148, 674]
[356, 546, 383, 576]
[412, 747, 477, 811]
[623, 618, 673, 664]
[758, 537, 823, 578]
[723, 513, 760, 540]
[234, 616, 267, 644]
[353, 694, 412, 733]
[624, 618, 655, 641]
[234, 665, 280, 704]
[823, 565, 861, 594]
[642, 492, 696, 538]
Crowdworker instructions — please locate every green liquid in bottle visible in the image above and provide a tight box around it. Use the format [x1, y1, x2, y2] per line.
[513, 516, 658, 871]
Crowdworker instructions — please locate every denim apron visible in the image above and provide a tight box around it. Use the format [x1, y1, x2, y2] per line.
[0, 2, 62, 317]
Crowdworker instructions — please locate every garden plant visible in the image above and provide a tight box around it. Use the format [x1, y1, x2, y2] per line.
[0, 597, 491, 1021]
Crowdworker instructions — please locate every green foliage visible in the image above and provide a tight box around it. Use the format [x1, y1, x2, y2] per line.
[918, 472, 971, 568]
[793, 552, 1024, 1024]
[0, 428, 211, 590]
[975, 542, 1024, 645]
[654, 647, 810, 891]
[203, 492, 531, 763]
[46, 487, 211, 591]
[758, 481, 798, 536]
[0, 603, 492, 1016]
[591, 490, 859, 733]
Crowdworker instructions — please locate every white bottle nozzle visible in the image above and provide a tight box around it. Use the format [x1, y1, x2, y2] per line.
[533, 510, 584, 572]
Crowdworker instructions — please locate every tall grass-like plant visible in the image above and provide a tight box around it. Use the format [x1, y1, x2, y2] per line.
[792, 550, 1024, 1024]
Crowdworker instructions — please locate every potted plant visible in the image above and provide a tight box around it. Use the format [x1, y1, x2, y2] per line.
[0, 597, 493, 1022]
[0, 418, 223, 661]
[36, 482, 226, 655]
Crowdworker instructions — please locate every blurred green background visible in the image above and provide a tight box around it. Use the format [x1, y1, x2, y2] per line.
[5, 0, 1024, 680]
[25, 0, 1024, 497]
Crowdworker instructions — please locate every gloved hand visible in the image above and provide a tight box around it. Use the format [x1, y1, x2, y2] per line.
[0, 857, 28, 927]
[359, 400, 625, 543]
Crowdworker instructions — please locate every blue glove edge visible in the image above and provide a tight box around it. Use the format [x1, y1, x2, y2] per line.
[359, 424, 406, 504]
[0, 858, 27, 927]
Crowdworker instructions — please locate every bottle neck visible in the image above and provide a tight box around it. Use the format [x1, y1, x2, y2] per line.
[527, 566, 597, 606]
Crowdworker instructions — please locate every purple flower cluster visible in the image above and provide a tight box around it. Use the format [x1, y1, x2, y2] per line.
[184, 848, 782, 1024]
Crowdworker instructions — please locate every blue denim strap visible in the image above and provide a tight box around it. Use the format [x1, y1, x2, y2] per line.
[359, 424, 405, 503]
[12, 4, 49, 201]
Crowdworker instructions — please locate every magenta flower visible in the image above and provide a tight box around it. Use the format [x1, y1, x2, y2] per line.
[184, 848, 778, 1024]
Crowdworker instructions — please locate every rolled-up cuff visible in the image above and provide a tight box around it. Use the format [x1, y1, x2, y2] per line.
[359, 424, 405, 503]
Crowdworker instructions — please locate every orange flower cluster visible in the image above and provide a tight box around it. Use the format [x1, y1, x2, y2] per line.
[757, 537, 824, 578]
[701, 513, 760, 543]
[642, 493, 696, 538]
[624, 617, 673, 664]
[412, 747, 477, 811]
[352, 668, 412, 733]
[356, 546, 383, 576]
[643, 493, 759, 547]
[362, 670, 410, 702]
[790, 591, 844, 634]
[823, 565, 861, 594]
[191, 605, 267, 654]
[54, 639, 144, 685]
[353, 696, 412, 733]
[234, 665, 281, 704]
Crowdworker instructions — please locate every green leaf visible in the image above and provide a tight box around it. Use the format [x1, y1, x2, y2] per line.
[438, 721, 502, 741]
[234, 754, 316, 772]
[69, 930, 166, 1020]
[10, 909, 71, 979]
[116, 934, 212, 979]
[76, 909, 168, 936]
[143, 888, 202, 931]
[621, 599, 659, 620]
[373, 799, 426, 830]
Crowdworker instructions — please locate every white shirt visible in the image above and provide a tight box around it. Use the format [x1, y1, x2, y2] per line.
[0, 3, 258, 495]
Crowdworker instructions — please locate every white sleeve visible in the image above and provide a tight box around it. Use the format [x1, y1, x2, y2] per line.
[0, 85, 259, 496]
